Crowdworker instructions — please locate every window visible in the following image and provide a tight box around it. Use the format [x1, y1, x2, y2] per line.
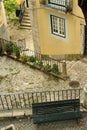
[48, 0, 66, 6]
[50, 15, 66, 38]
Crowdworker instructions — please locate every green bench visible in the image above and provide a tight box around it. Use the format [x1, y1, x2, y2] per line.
[32, 99, 82, 124]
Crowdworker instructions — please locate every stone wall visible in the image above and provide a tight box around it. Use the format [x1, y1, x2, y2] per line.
[0, 0, 9, 40]
[49, 54, 82, 61]
[29, 0, 41, 53]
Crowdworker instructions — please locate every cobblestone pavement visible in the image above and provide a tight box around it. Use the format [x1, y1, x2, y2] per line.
[0, 56, 71, 93]
[0, 113, 87, 130]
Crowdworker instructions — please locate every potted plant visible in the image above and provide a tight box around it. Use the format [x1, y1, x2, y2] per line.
[29, 55, 36, 63]
[13, 45, 21, 59]
[43, 64, 52, 72]
[5, 41, 14, 55]
[36, 60, 43, 68]
[21, 53, 28, 63]
[51, 64, 59, 74]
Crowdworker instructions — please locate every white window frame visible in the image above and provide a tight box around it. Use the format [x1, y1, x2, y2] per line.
[50, 15, 66, 38]
[48, 0, 66, 6]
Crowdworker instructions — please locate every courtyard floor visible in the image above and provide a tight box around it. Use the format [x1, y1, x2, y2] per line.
[0, 112, 87, 130]
[0, 56, 87, 129]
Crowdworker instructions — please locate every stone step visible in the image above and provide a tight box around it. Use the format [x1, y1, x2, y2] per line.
[22, 19, 31, 24]
[23, 13, 30, 17]
[24, 9, 30, 15]
[20, 22, 31, 27]
[19, 25, 31, 30]
[24, 7, 30, 12]
[23, 15, 31, 20]
[19, 8, 31, 29]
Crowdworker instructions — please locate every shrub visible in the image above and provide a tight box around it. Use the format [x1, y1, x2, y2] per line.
[4, 0, 18, 19]
[21, 53, 28, 63]
[5, 41, 14, 55]
[13, 45, 21, 59]
[44, 64, 51, 72]
[51, 64, 59, 74]
[37, 60, 43, 67]
[29, 55, 36, 62]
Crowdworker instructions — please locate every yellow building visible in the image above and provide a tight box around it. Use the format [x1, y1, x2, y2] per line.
[28, 0, 86, 58]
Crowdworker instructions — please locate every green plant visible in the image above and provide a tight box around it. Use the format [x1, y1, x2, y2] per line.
[4, 0, 18, 19]
[51, 64, 59, 74]
[44, 64, 51, 72]
[5, 41, 14, 55]
[37, 60, 43, 67]
[29, 55, 36, 62]
[21, 53, 28, 63]
[13, 45, 21, 59]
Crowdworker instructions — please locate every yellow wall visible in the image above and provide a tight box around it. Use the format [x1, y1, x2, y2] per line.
[16, 0, 24, 4]
[35, 0, 85, 55]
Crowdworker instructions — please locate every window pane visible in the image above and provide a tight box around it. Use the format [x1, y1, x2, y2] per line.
[49, 0, 66, 6]
[50, 15, 66, 38]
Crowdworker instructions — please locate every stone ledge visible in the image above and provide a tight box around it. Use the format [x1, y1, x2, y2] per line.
[0, 109, 32, 118]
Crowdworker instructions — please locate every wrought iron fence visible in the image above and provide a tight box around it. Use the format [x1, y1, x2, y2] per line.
[0, 89, 83, 111]
[22, 48, 65, 74]
[0, 38, 67, 78]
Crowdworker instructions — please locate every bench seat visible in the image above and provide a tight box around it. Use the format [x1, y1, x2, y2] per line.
[32, 99, 82, 124]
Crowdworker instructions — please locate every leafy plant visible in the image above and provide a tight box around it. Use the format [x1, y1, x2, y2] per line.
[4, 0, 18, 18]
[21, 53, 28, 63]
[29, 55, 36, 62]
[51, 64, 59, 74]
[13, 45, 21, 59]
[37, 60, 43, 67]
[5, 41, 14, 55]
[44, 64, 51, 72]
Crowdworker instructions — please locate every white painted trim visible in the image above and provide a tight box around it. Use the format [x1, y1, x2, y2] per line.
[48, 12, 68, 42]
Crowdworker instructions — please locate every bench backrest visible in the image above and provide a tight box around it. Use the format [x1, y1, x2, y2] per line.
[32, 99, 80, 115]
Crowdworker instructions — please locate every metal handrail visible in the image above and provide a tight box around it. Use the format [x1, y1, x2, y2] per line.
[19, 1, 25, 23]
[0, 88, 83, 110]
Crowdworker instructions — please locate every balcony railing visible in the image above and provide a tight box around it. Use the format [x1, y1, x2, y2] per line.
[40, 0, 73, 13]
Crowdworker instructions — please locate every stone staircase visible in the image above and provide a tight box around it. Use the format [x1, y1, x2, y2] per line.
[20, 8, 31, 30]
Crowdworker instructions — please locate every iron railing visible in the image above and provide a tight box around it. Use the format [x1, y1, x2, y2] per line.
[0, 88, 83, 110]
[22, 48, 65, 74]
[19, 1, 25, 23]
[0, 38, 67, 78]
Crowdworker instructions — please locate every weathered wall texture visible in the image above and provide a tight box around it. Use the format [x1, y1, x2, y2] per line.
[0, 0, 9, 40]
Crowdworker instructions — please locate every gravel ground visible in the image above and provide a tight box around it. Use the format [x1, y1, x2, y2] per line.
[0, 56, 71, 93]
[0, 113, 87, 130]
[0, 56, 87, 93]
[0, 56, 87, 130]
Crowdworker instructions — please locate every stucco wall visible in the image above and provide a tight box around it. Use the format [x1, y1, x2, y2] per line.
[32, 0, 85, 55]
